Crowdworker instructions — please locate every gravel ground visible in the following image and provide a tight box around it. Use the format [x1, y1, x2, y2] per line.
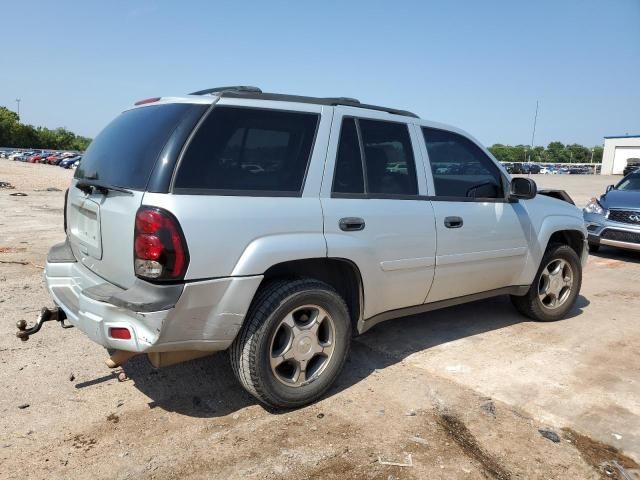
[0, 159, 73, 192]
[1, 160, 638, 479]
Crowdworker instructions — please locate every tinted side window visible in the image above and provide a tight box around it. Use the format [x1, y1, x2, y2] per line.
[359, 119, 418, 196]
[422, 128, 504, 198]
[175, 107, 319, 193]
[332, 118, 364, 194]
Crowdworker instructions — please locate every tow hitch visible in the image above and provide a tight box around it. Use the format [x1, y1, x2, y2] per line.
[16, 307, 72, 341]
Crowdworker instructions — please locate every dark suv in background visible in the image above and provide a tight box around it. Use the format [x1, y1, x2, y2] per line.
[623, 158, 640, 177]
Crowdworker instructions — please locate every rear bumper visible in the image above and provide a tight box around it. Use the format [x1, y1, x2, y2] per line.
[45, 240, 262, 353]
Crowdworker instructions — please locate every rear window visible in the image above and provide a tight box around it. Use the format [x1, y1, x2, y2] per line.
[173, 106, 319, 195]
[75, 103, 197, 190]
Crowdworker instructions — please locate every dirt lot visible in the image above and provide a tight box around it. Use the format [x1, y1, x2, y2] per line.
[1, 161, 639, 479]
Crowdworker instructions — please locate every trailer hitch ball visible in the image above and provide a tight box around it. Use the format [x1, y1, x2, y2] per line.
[16, 307, 69, 341]
[16, 319, 30, 341]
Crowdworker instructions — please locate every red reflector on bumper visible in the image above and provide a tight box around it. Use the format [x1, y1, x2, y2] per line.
[109, 328, 131, 340]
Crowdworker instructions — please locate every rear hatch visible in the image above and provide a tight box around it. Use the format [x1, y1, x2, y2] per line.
[67, 102, 203, 289]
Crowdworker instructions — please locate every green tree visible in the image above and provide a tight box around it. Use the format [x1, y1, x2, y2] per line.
[0, 105, 92, 150]
[0, 106, 21, 147]
[488, 141, 604, 165]
[71, 135, 91, 151]
[567, 143, 590, 163]
[592, 146, 603, 164]
[546, 142, 566, 163]
[532, 146, 545, 162]
[488, 144, 511, 163]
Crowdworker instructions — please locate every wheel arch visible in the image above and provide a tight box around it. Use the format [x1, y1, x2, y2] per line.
[536, 214, 587, 258]
[547, 229, 586, 257]
[257, 257, 364, 336]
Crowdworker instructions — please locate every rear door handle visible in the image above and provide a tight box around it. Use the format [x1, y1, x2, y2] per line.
[444, 216, 463, 228]
[339, 217, 365, 232]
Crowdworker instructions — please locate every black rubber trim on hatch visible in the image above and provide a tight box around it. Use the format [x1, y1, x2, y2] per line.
[145, 104, 210, 194]
[82, 279, 184, 313]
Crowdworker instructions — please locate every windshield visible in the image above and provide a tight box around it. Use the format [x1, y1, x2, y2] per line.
[75, 103, 197, 190]
[617, 172, 640, 191]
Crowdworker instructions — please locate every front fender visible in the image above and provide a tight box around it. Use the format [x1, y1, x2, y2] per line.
[231, 233, 327, 276]
[518, 213, 586, 285]
[538, 215, 586, 250]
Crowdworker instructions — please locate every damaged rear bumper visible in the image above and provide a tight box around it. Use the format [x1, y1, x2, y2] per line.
[43, 240, 262, 353]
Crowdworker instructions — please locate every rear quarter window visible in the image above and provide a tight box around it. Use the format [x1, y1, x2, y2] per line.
[75, 103, 199, 190]
[173, 106, 319, 195]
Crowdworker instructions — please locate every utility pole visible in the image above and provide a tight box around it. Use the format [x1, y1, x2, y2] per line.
[15, 98, 21, 118]
[529, 100, 539, 164]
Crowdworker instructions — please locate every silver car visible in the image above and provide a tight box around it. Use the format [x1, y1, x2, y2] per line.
[20, 86, 588, 408]
[584, 170, 640, 252]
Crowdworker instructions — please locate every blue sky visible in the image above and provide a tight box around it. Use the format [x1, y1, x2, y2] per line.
[1, 0, 638, 147]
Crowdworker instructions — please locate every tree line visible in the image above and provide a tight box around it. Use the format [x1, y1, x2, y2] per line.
[1, 104, 606, 163]
[488, 142, 603, 164]
[0, 106, 92, 151]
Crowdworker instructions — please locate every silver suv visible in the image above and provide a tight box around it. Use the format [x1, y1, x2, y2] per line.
[28, 86, 588, 408]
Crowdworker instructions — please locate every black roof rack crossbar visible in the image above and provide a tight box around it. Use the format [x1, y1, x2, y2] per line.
[189, 86, 263, 96]
[207, 90, 418, 118]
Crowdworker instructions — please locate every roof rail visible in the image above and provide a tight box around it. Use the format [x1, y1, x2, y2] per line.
[187, 88, 419, 118]
[330, 97, 360, 104]
[189, 86, 262, 96]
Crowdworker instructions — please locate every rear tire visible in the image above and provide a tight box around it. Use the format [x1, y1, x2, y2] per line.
[511, 244, 582, 322]
[230, 278, 351, 409]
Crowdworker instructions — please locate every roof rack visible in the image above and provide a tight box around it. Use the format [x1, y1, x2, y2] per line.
[189, 86, 262, 96]
[188, 87, 418, 118]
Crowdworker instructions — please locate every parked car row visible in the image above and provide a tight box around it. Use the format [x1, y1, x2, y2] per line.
[501, 163, 599, 175]
[0, 149, 82, 169]
[503, 163, 541, 174]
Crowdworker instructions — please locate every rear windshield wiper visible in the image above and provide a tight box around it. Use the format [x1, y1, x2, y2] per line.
[76, 180, 133, 196]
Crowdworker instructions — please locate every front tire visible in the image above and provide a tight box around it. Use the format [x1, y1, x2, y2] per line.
[230, 278, 351, 409]
[511, 244, 582, 322]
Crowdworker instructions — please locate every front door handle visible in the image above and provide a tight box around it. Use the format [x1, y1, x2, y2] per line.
[444, 216, 463, 228]
[339, 217, 365, 232]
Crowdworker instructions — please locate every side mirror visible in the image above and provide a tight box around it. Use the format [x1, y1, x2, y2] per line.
[606, 184, 614, 193]
[510, 177, 537, 200]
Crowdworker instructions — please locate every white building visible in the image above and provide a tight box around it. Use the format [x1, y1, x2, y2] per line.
[601, 135, 640, 175]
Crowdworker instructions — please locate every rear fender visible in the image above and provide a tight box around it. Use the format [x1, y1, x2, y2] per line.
[231, 233, 327, 276]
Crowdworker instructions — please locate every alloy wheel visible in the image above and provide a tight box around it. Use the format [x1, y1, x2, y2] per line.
[538, 258, 574, 310]
[269, 305, 336, 386]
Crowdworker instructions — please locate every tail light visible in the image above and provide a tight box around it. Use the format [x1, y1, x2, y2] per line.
[134, 207, 189, 281]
